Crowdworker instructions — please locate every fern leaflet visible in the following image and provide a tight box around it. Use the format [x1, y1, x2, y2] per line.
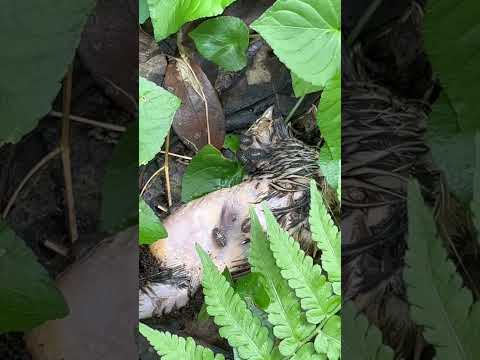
[404, 181, 480, 359]
[139, 323, 225, 360]
[249, 209, 315, 356]
[314, 315, 341, 360]
[263, 204, 340, 325]
[309, 180, 341, 294]
[342, 301, 394, 359]
[196, 245, 279, 360]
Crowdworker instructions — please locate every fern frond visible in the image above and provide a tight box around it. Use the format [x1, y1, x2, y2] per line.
[249, 209, 315, 356]
[343, 301, 394, 359]
[404, 181, 480, 359]
[263, 204, 340, 325]
[314, 315, 341, 360]
[196, 245, 278, 360]
[309, 180, 341, 294]
[139, 323, 225, 360]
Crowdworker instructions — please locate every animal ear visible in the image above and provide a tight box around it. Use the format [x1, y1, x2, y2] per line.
[272, 118, 290, 140]
[261, 105, 274, 120]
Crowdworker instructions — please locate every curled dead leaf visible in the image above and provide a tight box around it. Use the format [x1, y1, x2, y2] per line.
[164, 57, 225, 151]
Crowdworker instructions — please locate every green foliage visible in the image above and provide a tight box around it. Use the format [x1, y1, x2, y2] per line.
[427, 91, 475, 203]
[147, 0, 237, 41]
[190, 16, 249, 71]
[139, 0, 150, 24]
[0, 223, 69, 332]
[139, 76, 181, 165]
[139, 323, 226, 359]
[291, 72, 323, 98]
[101, 125, 138, 232]
[404, 181, 480, 359]
[224, 134, 241, 153]
[314, 315, 340, 360]
[309, 181, 340, 294]
[181, 145, 245, 202]
[249, 208, 315, 356]
[0, 0, 95, 145]
[251, 0, 340, 88]
[196, 245, 277, 360]
[263, 204, 340, 325]
[342, 301, 394, 360]
[147, 185, 341, 359]
[317, 74, 341, 160]
[424, 0, 480, 131]
[139, 198, 167, 245]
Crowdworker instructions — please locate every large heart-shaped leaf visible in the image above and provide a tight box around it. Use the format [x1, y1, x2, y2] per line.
[425, 0, 480, 131]
[0, 1, 95, 146]
[139, 197, 167, 245]
[190, 16, 249, 71]
[251, 0, 341, 87]
[139, 77, 181, 165]
[317, 73, 340, 160]
[147, 0, 237, 41]
[0, 223, 69, 332]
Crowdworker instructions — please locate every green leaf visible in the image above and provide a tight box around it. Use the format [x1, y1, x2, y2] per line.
[224, 134, 241, 153]
[139, 198, 167, 245]
[181, 145, 245, 202]
[139, 323, 225, 359]
[234, 273, 271, 310]
[291, 72, 323, 98]
[427, 91, 475, 203]
[251, 0, 340, 87]
[0, 1, 95, 145]
[342, 301, 394, 360]
[309, 181, 340, 294]
[424, 0, 480, 131]
[318, 149, 340, 191]
[317, 73, 340, 160]
[314, 315, 340, 359]
[139, 0, 150, 24]
[147, 0, 237, 41]
[263, 205, 340, 325]
[101, 125, 138, 232]
[139, 77, 181, 165]
[249, 209, 315, 356]
[404, 181, 480, 359]
[190, 16, 249, 71]
[292, 343, 326, 360]
[0, 223, 69, 332]
[196, 245, 278, 360]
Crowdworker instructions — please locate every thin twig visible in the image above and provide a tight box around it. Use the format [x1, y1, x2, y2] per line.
[1, 147, 61, 219]
[61, 65, 79, 243]
[164, 132, 173, 207]
[49, 111, 126, 132]
[156, 204, 168, 213]
[159, 151, 192, 160]
[101, 76, 138, 111]
[44, 240, 69, 257]
[347, 0, 384, 46]
[140, 166, 165, 197]
[285, 95, 305, 123]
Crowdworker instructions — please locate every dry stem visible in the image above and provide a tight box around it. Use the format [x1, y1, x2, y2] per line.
[49, 111, 126, 132]
[164, 132, 173, 207]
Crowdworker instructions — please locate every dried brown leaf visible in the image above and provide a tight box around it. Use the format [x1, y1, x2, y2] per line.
[164, 58, 225, 151]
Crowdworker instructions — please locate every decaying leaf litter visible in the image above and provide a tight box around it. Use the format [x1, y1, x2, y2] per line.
[138, 1, 340, 358]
